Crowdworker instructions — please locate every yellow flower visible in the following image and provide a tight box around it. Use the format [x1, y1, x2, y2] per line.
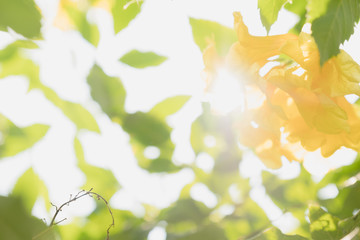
[203, 12, 360, 168]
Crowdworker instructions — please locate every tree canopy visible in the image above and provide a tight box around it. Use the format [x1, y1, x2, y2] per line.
[0, 0, 360, 239]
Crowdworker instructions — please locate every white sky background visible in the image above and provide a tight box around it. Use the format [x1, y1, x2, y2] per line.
[0, 0, 360, 235]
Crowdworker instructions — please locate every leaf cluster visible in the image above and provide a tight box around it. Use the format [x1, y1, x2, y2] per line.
[0, 0, 360, 240]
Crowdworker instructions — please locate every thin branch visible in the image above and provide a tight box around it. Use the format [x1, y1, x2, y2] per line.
[87, 190, 115, 239]
[33, 188, 114, 240]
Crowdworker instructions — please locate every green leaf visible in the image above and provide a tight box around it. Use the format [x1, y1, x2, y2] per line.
[311, 0, 360, 65]
[262, 166, 317, 234]
[74, 137, 120, 199]
[0, 49, 100, 133]
[87, 65, 126, 119]
[307, 0, 331, 22]
[309, 205, 360, 240]
[189, 18, 237, 56]
[83, 207, 150, 240]
[0, 0, 42, 38]
[63, 4, 100, 46]
[146, 157, 180, 172]
[112, 0, 143, 34]
[338, 210, 360, 238]
[11, 39, 39, 49]
[309, 205, 343, 240]
[320, 181, 360, 219]
[249, 227, 307, 240]
[0, 196, 55, 240]
[119, 50, 167, 68]
[169, 224, 227, 240]
[262, 167, 317, 210]
[222, 198, 270, 238]
[0, 115, 49, 158]
[160, 199, 211, 224]
[149, 95, 191, 120]
[40, 86, 100, 133]
[12, 168, 50, 212]
[258, 0, 288, 33]
[284, 0, 307, 34]
[122, 112, 171, 146]
[317, 156, 360, 189]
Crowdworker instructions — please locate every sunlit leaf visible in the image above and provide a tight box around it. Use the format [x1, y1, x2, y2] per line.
[0, 196, 55, 240]
[309, 205, 343, 240]
[309, 205, 360, 240]
[0, 43, 18, 61]
[258, 0, 287, 33]
[311, 0, 360, 65]
[338, 210, 360, 238]
[122, 112, 170, 146]
[149, 95, 190, 120]
[63, 4, 100, 46]
[87, 64, 126, 119]
[249, 227, 307, 239]
[262, 167, 316, 209]
[190, 103, 222, 154]
[0, 48, 100, 133]
[74, 137, 120, 199]
[40, 86, 100, 133]
[122, 96, 186, 172]
[0, 0, 42, 38]
[306, 0, 331, 22]
[189, 18, 237, 56]
[147, 157, 180, 172]
[284, 0, 307, 34]
[59, 207, 150, 240]
[119, 50, 167, 68]
[0, 115, 49, 158]
[133, 138, 178, 173]
[0, 47, 39, 83]
[317, 156, 360, 188]
[11, 39, 39, 49]
[168, 224, 227, 240]
[12, 168, 50, 212]
[223, 198, 270, 238]
[262, 167, 316, 233]
[112, 0, 143, 34]
[320, 181, 360, 219]
[160, 198, 211, 225]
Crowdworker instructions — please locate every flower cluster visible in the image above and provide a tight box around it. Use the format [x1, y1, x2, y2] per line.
[203, 12, 360, 168]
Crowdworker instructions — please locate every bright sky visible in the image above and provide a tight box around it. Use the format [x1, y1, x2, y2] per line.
[0, 0, 360, 236]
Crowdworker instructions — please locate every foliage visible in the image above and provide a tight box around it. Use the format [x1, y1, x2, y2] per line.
[0, 0, 360, 240]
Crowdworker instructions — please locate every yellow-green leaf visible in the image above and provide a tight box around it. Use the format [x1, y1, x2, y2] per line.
[0, 115, 49, 158]
[149, 95, 190, 120]
[258, 0, 288, 33]
[122, 112, 170, 146]
[311, 0, 360, 65]
[189, 18, 237, 56]
[0, 0, 42, 38]
[74, 137, 120, 199]
[40, 86, 100, 133]
[119, 50, 167, 69]
[87, 65, 126, 119]
[112, 0, 143, 34]
[12, 168, 50, 212]
[0, 196, 55, 240]
[64, 5, 100, 46]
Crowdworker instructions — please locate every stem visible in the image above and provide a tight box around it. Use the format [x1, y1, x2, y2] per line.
[33, 188, 114, 240]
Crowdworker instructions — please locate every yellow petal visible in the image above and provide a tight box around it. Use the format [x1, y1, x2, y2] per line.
[230, 12, 298, 69]
[320, 50, 360, 97]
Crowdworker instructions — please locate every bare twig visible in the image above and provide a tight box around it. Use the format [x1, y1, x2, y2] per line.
[33, 188, 114, 240]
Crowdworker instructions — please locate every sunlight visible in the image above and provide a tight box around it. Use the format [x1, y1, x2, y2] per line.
[206, 68, 245, 115]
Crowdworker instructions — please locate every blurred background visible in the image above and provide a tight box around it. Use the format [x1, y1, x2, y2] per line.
[1, 0, 360, 239]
